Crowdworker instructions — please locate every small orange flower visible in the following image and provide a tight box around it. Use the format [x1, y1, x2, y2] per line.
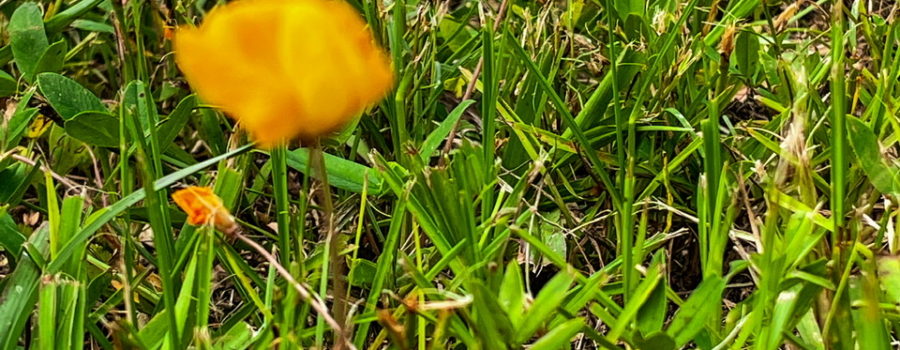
[172, 186, 237, 234]
[173, 0, 394, 147]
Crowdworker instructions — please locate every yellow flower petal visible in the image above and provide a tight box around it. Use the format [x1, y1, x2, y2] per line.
[174, 0, 393, 147]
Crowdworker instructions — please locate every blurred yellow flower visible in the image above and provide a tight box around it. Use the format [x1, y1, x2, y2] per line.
[172, 186, 237, 234]
[26, 114, 52, 138]
[174, 0, 393, 147]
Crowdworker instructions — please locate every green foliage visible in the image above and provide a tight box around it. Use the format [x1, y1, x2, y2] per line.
[9, 2, 49, 82]
[1, 0, 899, 349]
[37, 73, 107, 120]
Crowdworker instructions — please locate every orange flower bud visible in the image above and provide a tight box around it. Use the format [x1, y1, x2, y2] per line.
[163, 25, 175, 40]
[171, 186, 237, 234]
[173, 0, 394, 147]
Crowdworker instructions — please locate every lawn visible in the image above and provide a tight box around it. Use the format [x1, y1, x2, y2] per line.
[1, 0, 899, 349]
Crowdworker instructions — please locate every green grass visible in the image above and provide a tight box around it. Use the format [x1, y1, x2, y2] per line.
[1, 0, 900, 348]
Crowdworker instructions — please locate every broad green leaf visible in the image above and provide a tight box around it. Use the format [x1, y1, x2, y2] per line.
[64, 111, 120, 147]
[767, 284, 802, 349]
[623, 13, 645, 39]
[529, 318, 584, 350]
[9, 2, 49, 81]
[420, 99, 475, 161]
[544, 231, 567, 265]
[121, 80, 157, 132]
[636, 274, 668, 335]
[34, 40, 67, 76]
[437, 17, 478, 53]
[616, 0, 644, 20]
[286, 148, 383, 194]
[514, 271, 575, 344]
[539, 210, 566, 265]
[846, 116, 900, 195]
[735, 29, 760, 78]
[37, 73, 107, 120]
[499, 261, 525, 326]
[796, 310, 825, 350]
[0, 71, 17, 97]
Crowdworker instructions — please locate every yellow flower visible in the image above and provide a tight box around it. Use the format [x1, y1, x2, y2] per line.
[174, 0, 393, 147]
[172, 186, 237, 234]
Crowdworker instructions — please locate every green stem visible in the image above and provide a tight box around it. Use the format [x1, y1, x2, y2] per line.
[311, 140, 348, 346]
[828, 1, 850, 347]
[271, 145, 291, 267]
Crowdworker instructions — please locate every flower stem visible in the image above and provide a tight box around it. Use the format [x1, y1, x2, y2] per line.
[311, 139, 349, 347]
[271, 145, 291, 266]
